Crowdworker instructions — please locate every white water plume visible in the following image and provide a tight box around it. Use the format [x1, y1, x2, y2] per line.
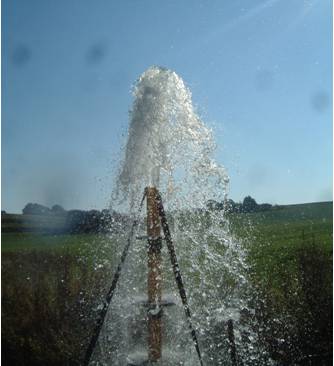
[116, 66, 229, 210]
[91, 66, 272, 365]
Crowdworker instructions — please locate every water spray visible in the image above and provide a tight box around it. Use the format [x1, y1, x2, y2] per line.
[84, 187, 203, 365]
[85, 66, 263, 365]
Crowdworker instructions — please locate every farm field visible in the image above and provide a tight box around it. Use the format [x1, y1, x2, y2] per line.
[228, 201, 333, 365]
[2, 201, 333, 365]
[228, 201, 332, 282]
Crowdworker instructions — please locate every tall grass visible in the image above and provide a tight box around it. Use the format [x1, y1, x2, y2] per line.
[2, 242, 116, 365]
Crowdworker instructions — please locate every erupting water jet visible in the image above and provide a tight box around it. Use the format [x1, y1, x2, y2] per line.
[87, 66, 269, 366]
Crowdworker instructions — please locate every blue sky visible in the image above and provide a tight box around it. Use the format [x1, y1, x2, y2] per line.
[2, 0, 332, 213]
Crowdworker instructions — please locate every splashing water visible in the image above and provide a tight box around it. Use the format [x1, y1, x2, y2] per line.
[91, 66, 272, 365]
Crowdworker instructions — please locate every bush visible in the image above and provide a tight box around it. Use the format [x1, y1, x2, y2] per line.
[22, 203, 51, 216]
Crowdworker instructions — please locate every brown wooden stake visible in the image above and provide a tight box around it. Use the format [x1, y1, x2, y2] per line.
[146, 187, 162, 361]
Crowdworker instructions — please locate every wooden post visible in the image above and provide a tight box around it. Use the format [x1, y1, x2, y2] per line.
[146, 187, 162, 361]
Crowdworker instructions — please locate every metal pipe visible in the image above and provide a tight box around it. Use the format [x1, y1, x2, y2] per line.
[227, 319, 238, 366]
[146, 187, 162, 361]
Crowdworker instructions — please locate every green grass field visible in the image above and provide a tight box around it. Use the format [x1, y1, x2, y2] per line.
[2, 201, 333, 365]
[227, 201, 332, 284]
[1, 232, 113, 257]
[2, 201, 332, 252]
[228, 201, 332, 245]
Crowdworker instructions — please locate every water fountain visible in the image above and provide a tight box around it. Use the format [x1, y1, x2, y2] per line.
[86, 66, 272, 365]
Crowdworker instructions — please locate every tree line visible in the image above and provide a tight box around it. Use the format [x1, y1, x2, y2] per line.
[19, 196, 278, 234]
[207, 196, 279, 213]
[21, 203, 130, 234]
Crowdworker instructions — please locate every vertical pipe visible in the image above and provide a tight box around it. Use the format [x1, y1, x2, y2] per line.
[146, 187, 162, 361]
[227, 319, 238, 366]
